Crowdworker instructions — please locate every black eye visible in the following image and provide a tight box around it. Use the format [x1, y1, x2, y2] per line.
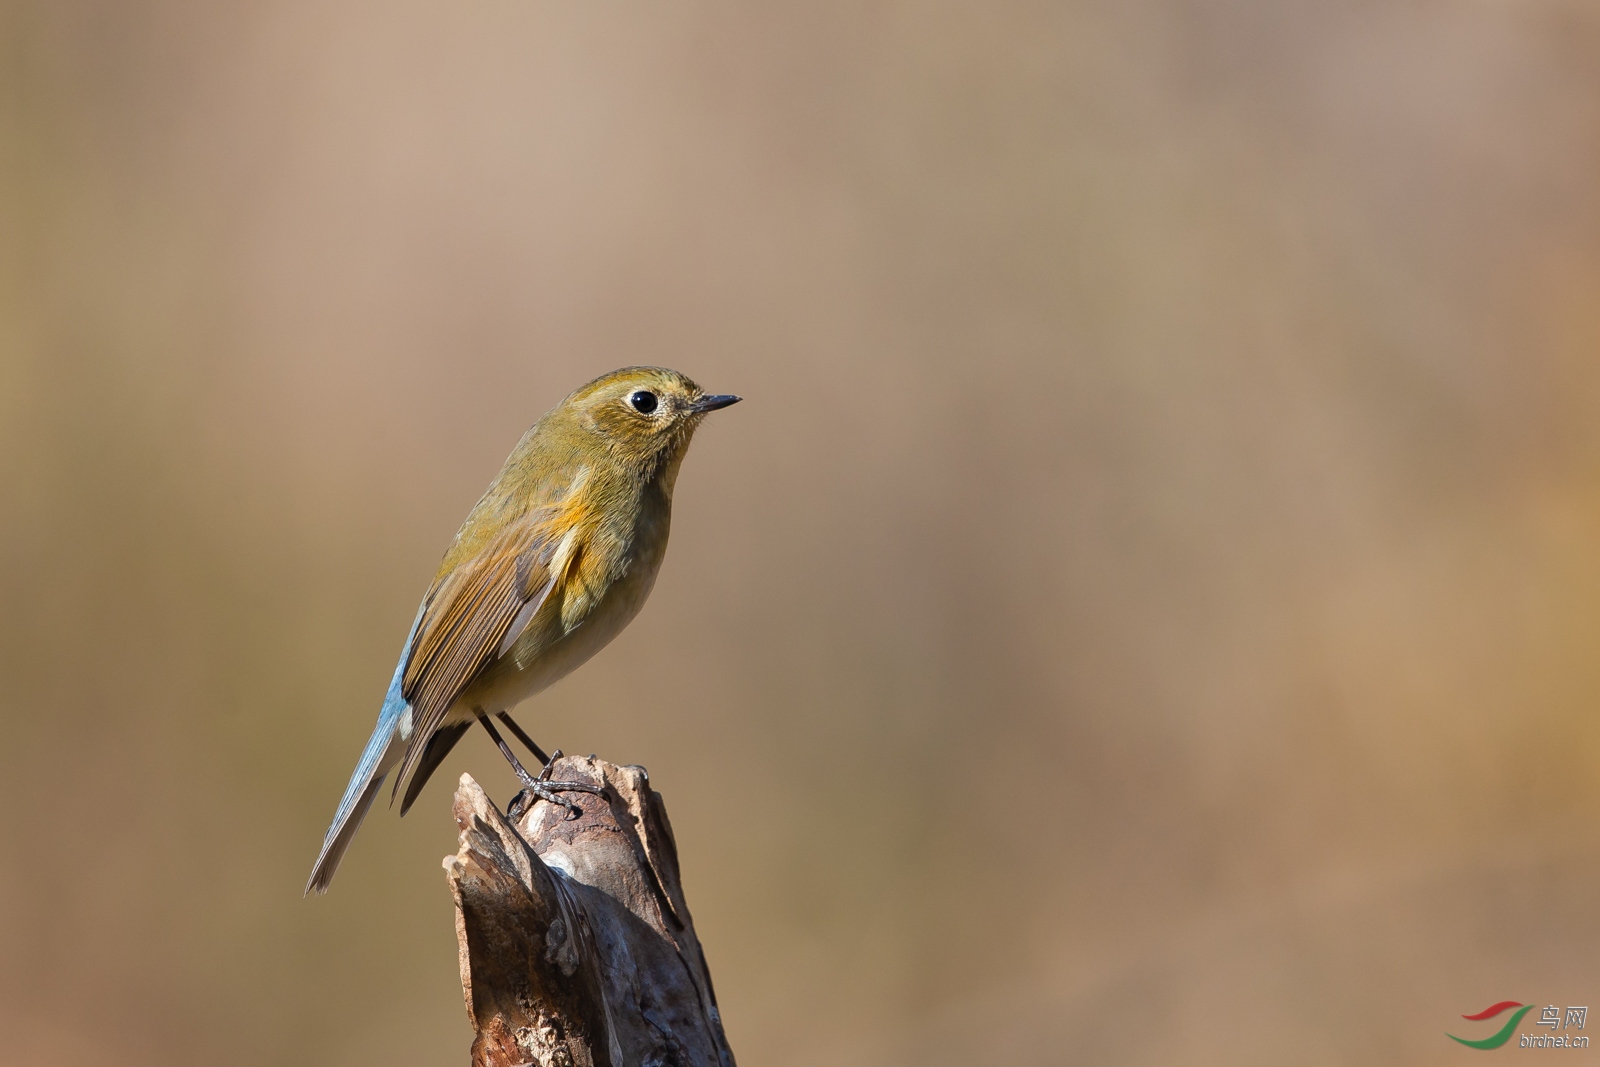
[628, 390, 658, 414]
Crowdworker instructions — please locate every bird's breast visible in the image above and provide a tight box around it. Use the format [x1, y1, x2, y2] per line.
[458, 492, 672, 714]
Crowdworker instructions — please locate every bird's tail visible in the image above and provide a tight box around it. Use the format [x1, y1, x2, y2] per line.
[305, 710, 405, 894]
[306, 608, 425, 895]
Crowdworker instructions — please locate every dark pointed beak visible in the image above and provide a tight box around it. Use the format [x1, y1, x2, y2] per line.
[690, 394, 742, 413]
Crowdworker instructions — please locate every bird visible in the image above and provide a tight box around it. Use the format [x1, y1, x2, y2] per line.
[306, 367, 740, 893]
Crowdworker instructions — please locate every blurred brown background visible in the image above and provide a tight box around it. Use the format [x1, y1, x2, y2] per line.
[3, 1, 1599, 1064]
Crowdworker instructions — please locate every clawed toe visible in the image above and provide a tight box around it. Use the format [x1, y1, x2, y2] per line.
[507, 778, 604, 820]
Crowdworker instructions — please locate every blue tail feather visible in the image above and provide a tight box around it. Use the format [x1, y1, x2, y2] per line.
[305, 608, 423, 894]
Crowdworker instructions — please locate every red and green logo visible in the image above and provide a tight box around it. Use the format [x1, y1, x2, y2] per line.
[1448, 1002, 1535, 1049]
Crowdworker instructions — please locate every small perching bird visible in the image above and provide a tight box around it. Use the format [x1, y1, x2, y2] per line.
[306, 367, 740, 893]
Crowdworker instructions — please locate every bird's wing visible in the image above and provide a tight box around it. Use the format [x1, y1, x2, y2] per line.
[391, 506, 580, 797]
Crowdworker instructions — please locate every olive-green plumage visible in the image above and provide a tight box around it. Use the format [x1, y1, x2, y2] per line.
[307, 367, 739, 893]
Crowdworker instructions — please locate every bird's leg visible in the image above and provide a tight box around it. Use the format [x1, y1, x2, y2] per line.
[476, 713, 601, 821]
[476, 712, 539, 785]
[495, 710, 552, 766]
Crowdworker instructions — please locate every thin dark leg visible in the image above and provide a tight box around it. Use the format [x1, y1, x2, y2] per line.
[495, 711, 551, 766]
[478, 713, 538, 786]
[476, 712, 603, 820]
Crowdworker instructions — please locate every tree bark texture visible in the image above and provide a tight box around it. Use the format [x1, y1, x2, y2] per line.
[444, 756, 736, 1067]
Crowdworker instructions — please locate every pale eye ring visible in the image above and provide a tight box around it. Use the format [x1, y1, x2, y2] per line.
[628, 390, 659, 415]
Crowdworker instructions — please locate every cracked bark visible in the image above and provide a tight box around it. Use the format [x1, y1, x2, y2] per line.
[444, 756, 736, 1067]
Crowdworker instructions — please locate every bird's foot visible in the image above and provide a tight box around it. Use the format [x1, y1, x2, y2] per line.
[507, 751, 604, 821]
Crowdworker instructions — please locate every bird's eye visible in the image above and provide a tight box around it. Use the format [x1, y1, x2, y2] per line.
[628, 390, 659, 415]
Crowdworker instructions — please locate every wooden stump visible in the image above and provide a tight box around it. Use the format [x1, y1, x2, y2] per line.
[444, 756, 736, 1067]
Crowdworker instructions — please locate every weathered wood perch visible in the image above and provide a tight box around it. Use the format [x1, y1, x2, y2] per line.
[444, 755, 736, 1067]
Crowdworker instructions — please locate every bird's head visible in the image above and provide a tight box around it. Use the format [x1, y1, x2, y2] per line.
[564, 366, 740, 471]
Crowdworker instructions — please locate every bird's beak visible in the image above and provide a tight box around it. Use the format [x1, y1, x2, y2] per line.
[690, 394, 742, 413]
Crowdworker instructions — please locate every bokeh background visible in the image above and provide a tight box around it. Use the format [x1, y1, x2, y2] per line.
[3, 1, 1600, 1064]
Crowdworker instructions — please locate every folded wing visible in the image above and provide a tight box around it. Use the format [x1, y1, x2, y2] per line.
[391, 505, 579, 802]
